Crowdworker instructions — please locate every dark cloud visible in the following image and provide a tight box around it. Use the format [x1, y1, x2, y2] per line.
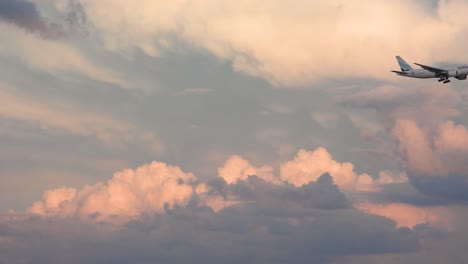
[409, 174, 468, 202]
[364, 182, 452, 207]
[0, 0, 64, 38]
[205, 173, 351, 210]
[65, 0, 89, 35]
[0, 203, 420, 264]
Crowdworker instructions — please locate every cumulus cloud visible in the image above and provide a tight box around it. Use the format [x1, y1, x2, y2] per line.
[29, 161, 195, 223]
[217, 148, 402, 193]
[392, 119, 444, 176]
[5, 170, 421, 264]
[343, 83, 468, 201]
[390, 119, 468, 201]
[27, 146, 413, 223]
[35, 0, 468, 86]
[393, 119, 468, 177]
[280, 147, 375, 191]
[218, 155, 277, 184]
[9, 147, 458, 262]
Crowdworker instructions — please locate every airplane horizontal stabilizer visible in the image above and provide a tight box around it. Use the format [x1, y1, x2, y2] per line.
[391, 70, 408, 74]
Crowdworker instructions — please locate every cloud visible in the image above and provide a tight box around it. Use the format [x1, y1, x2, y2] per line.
[218, 148, 403, 193]
[392, 119, 444, 176]
[0, 0, 64, 38]
[39, 0, 468, 86]
[1, 203, 421, 264]
[434, 121, 468, 153]
[280, 147, 375, 191]
[0, 21, 127, 87]
[342, 83, 468, 201]
[362, 175, 452, 207]
[8, 147, 453, 262]
[174, 88, 214, 96]
[29, 161, 195, 223]
[218, 155, 277, 184]
[6, 167, 421, 263]
[356, 202, 453, 229]
[393, 119, 468, 177]
[311, 112, 339, 129]
[0, 83, 164, 153]
[0, 83, 163, 153]
[201, 173, 351, 212]
[26, 147, 413, 224]
[341, 85, 461, 127]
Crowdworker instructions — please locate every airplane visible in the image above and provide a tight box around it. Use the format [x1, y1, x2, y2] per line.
[392, 56, 468, 83]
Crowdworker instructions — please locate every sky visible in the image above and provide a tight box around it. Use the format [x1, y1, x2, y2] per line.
[2, 0, 468, 263]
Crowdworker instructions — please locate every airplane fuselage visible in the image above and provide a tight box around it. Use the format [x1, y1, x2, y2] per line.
[396, 67, 468, 80]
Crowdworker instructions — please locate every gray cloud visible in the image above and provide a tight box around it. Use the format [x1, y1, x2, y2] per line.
[0, 0, 64, 38]
[341, 85, 468, 202]
[364, 181, 453, 207]
[340, 85, 461, 128]
[0, 202, 419, 264]
[204, 173, 351, 210]
[409, 175, 468, 202]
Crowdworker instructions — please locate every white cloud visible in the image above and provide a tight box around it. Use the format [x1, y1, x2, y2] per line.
[42, 0, 468, 86]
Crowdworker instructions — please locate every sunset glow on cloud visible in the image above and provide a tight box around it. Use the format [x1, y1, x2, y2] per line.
[2, 0, 468, 263]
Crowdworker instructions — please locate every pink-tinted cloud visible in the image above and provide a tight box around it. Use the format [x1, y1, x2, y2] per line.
[356, 202, 453, 229]
[343, 84, 468, 181]
[27, 146, 411, 223]
[435, 121, 468, 153]
[280, 147, 375, 191]
[29, 161, 195, 223]
[218, 155, 277, 184]
[392, 119, 468, 176]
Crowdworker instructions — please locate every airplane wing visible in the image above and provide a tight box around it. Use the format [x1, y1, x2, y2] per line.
[414, 63, 447, 74]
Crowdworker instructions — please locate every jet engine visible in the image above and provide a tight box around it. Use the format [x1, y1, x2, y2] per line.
[456, 75, 467, 80]
[448, 70, 459, 77]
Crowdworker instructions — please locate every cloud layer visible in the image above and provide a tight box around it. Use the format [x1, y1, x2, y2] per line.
[39, 0, 468, 86]
[2, 1, 468, 263]
[4, 150, 426, 263]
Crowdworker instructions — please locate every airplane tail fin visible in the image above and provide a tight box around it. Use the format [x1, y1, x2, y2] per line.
[396, 56, 413, 72]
